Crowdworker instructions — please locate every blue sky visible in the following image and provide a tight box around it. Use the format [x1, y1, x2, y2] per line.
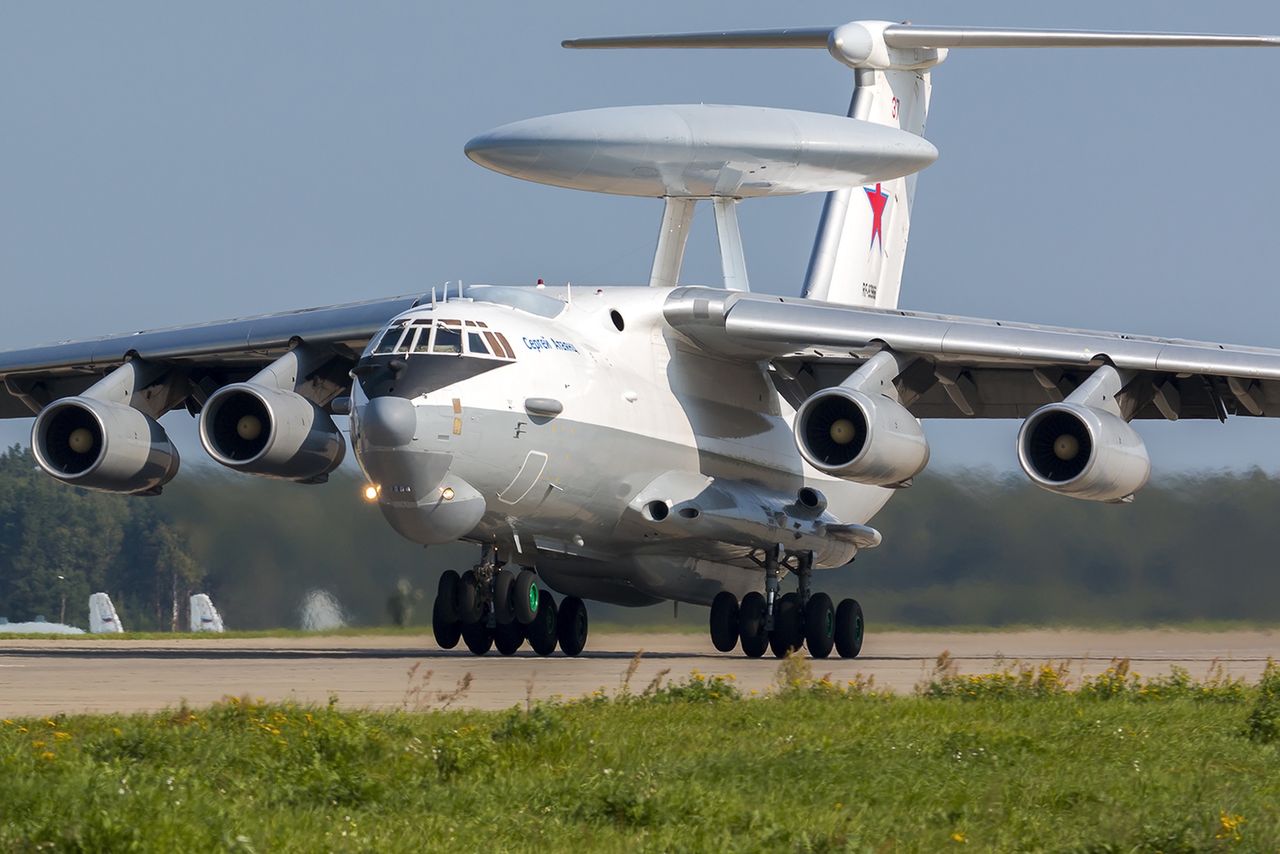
[2, 1, 1279, 473]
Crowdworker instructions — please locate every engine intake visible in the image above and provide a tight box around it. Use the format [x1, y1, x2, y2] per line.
[1017, 402, 1150, 502]
[32, 397, 179, 494]
[794, 387, 929, 485]
[199, 384, 345, 482]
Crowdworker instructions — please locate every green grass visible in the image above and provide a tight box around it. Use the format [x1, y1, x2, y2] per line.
[3, 661, 1280, 852]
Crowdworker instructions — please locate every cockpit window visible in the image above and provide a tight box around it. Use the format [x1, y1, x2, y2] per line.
[410, 323, 433, 353]
[372, 321, 410, 355]
[466, 332, 489, 356]
[432, 322, 463, 354]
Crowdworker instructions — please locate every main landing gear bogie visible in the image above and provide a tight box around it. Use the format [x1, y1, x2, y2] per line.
[431, 553, 589, 657]
[709, 550, 865, 660]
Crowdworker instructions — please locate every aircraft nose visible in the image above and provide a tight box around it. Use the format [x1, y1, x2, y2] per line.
[363, 450, 485, 545]
[381, 476, 487, 545]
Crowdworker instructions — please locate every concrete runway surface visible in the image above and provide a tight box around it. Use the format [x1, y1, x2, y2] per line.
[1, 630, 1276, 716]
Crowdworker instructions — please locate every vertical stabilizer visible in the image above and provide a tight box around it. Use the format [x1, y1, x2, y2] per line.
[190, 593, 225, 632]
[88, 592, 124, 634]
[802, 64, 932, 309]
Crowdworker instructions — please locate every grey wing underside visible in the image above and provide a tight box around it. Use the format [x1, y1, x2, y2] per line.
[0, 295, 420, 418]
[664, 287, 1280, 421]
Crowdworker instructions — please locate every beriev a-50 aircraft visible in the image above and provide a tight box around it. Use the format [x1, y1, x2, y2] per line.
[3, 22, 1279, 658]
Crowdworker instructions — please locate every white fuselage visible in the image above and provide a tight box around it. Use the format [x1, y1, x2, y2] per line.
[350, 285, 891, 607]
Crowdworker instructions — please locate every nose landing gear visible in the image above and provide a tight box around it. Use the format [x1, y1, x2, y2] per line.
[708, 549, 864, 659]
[431, 547, 590, 657]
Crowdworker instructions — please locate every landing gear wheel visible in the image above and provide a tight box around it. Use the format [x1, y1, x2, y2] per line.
[458, 569, 483, 624]
[461, 621, 493, 656]
[431, 596, 461, 650]
[804, 592, 835, 659]
[738, 592, 768, 659]
[557, 596, 589, 657]
[435, 570, 460, 624]
[513, 569, 539, 625]
[709, 591, 740, 652]
[492, 569, 516, 625]
[493, 621, 524, 655]
[770, 592, 804, 658]
[526, 593, 558, 656]
[834, 598, 864, 659]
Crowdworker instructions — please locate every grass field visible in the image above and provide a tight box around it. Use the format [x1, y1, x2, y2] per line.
[2, 657, 1279, 852]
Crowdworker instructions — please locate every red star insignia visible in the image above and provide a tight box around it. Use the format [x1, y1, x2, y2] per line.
[865, 183, 888, 251]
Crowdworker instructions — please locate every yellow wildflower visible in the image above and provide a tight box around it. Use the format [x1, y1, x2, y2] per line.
[39, 751, 55, 761]
[54, 731, 72, 741]
[950, 831, 968, 844]
[1216, 811, 1245, 843]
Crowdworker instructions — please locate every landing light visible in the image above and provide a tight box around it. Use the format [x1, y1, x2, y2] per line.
[441, 487, 455, 501]
[362, 484, 380, 502]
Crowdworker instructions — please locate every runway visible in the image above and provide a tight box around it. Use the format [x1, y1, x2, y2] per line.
[1, 629, 1276, 716]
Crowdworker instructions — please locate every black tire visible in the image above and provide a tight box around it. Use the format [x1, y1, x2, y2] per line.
[458, 569, 483, 624]
[493, 569, 516, 625]
[493, 620, 524, 655]
[557, 596, 589, 657]
[461, 621, 492, 656]
[431, 595, 461, 650]
[527, 593, 558, 656]
[436, 569, 460, 624]
[835, 598, 865, 659]
[513, 569, 539, 625]
[770, 592, 804, 658]
[739, 592, 768, 658]
[709, 591, 739, 652]
[804, 592, 835, 659]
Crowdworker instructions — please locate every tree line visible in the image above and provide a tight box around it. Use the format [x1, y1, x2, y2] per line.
[1, 441, 1278, 629]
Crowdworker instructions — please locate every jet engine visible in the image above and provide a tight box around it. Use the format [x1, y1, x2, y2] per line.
[1016, 402, 1150, 502]
[199, 383, 345, 482]
[794, 387, 929, 485]
[32, 397, 179, 495]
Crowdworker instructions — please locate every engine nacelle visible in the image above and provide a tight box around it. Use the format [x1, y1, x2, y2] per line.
[1017, 402, 1150, 502]
[32, 397, 179, 495]
[199, 384, 345, 482]
[794, 387, 929, 485]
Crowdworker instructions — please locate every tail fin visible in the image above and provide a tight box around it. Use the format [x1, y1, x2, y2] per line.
[88, 592, 124, 634]
[190, 593, 225, 632]
[565, 21, 1279, 309]
[802, 62, 930, 309]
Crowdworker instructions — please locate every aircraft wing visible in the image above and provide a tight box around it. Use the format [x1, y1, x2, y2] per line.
[0, 295, 419, 418]
[664, 286, 1280, 420]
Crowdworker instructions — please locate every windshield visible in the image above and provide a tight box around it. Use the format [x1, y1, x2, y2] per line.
[371, 321, 410, 355]
[368, 318, 515, 361]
